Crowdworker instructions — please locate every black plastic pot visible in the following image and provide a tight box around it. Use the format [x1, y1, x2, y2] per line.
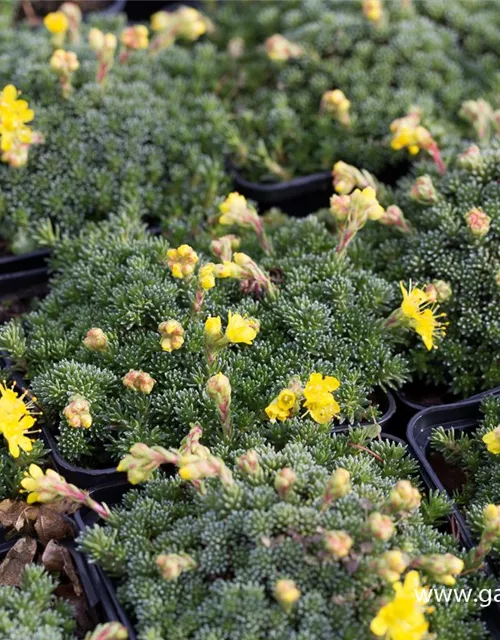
[0, 356, 125, 490]
[0, 248, 50, 276]
[0, 267, 49, 300]
[407, 397, 500, 571]
[397, 381, 500, 421]
[42, 425, 126, 490]
[231, 167, 333, 217]
[74, 481, 137, 640]
[332, 388, 397, 434]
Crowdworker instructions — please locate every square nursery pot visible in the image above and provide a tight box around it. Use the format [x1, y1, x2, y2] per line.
[407, 394, 500, 579]
[73, 432, 500, 640]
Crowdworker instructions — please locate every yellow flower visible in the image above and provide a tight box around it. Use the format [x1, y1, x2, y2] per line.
[225, 311, 259, 345]
[219, 192, 252, 226]
[199, 263, 216, 290]
[363, 0, 383, 23]
[398, 281, 448, 350]
[399, 282, 430, 320]
[174, 6, 209, 41]
[303, 373, 341, 424]
[351, 186, 384, 221]
[483, 427, 500, 454]
[0, 382, 37, 458]
[265, 389, 297, 423]
[166, 244, 199, 279]
[370, 571, 430, 640]
[0, 84, 34, 153]
[20, 464, 63, 504]
[44, 11, 68, 34]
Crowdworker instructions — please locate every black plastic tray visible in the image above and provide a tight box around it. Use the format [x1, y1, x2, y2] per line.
[231, 167, 332, 217]
[74, 431, 500, 640]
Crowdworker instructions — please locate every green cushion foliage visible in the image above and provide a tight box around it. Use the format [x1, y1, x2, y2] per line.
[352, 140, 500, 397]
[0, 565, 75, 639]
[0, 17, 232, 253]
[80, 433, 490, 640]
[0, 215, 407, 466]
[202, 0, 496, 183]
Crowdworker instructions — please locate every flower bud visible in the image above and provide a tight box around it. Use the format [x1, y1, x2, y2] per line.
[363, 0, 383, 24]
[122, 370, 156, 394]
[374, 550, 409, 583]
[274, 579, 300, 611]
[63, 396, 92, 429]
[483, 504, 500, 536]
[410, 175, 437, 204]
[156, 553, 196, 581]
[83, 327, 109, 352]
[121, 25, 149, 50]
[166, 244, 199, 278]
[265, 34, 303, 62]
[274, 467, 296, 500]
[457, 144, 483, 171]
[320, 89, 351, 126]
[465, 207, 491, 238]
[459, 98, 494, 141]
[379, 205, 411, 232]
[89, 27, 105, 50]
[158, 319, 184, 352]
[367, 512, 394, 541]
[237, 450, 261, 476]
[425, 280, 452, 304]
[388, 480, 421, 513]
[151, 10, 172, 32]
[323, 468, 351, 506]
[198, 263, 216, 291]
[324, 530, 353, 559]
[228, 36, 245, 58]
[204, 316, 223, 343]
[330, 194, 351, 222]
[418, 553, 464, 586]
[211, 234, 241, 261]
[86, 622, 128, 640]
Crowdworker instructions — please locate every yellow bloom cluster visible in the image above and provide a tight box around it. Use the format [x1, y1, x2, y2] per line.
[399, 282, 448, 351]
[219, 193, 271, 252]
[0, 382, 37, 458]
[205, 311, 260, 346]
[158, 320, 184, 352]
[390, 107, 445, 173]
[331, 186, 385, 254]
[50, 49, 80, 98]
[151, 6, 212, 50]
[167, 244, 199, 279]
[121, 25, 149, 51]
[266, 373, 341, 425]
[371, 571, 431, 640]
[0, 84, 36, 167]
